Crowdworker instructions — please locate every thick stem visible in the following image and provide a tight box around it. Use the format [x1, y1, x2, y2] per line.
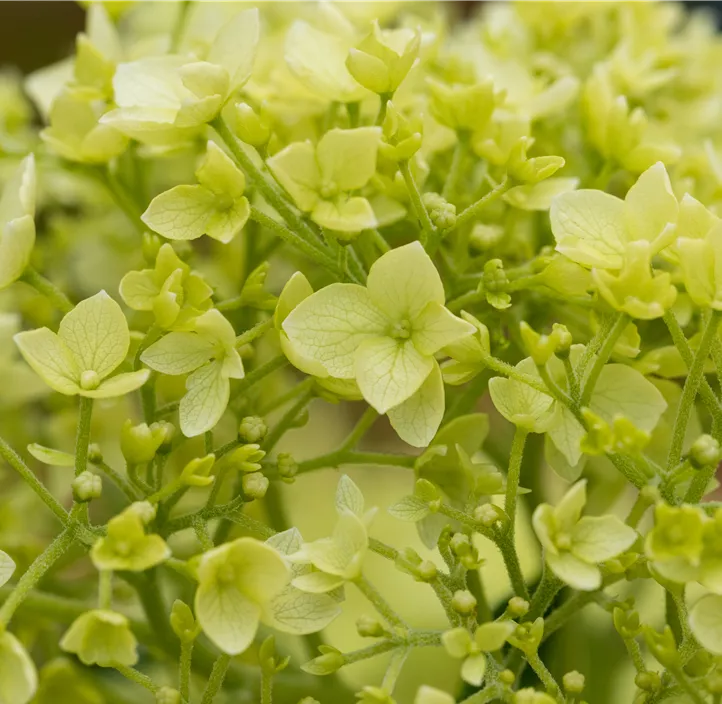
[20, 267, 73, 314]
[75, 396, 94, 477]
[261, 669, 273, 704]
[180, 640, 194, 702]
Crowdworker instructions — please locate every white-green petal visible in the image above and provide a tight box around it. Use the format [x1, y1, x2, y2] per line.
[0, 216, 35, 290]
[0, 550, 15, 587]
[195, 583, 261, 655]
[689, 594, 722, 655]
[291, 571, 346, 594]
[461, 653, 487, 687]
[546, 551, 601, 591]
[179, 361, 229, 437]
[411, 302, 476, 356]
[311, 196, 377, 234]
[623, 162, 678, 245]
[141, 185, 216, 241]
[141, 332, 216, 375]
[267, 141, 320, 212]
[282, 283, 388, 379]
[316, 127, 381, 192]
[0, 632, 38, 704]
[82, 369, 151, 399]
[355, 336, 434, 414]
[13, 328, 80, 395]
[571, 515, 637, 563]
[387, 362, 445, 447]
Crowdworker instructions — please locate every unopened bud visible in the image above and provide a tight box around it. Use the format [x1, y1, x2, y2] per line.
[242, 472, 269, 499]
[156, 687, 181, 704]
[356, 615, 386, 638]
[121, 419, 165, 464]
[563, 671, 585, 694]
[499, 669, 515, 686]
[239, 416, 267, 444]
[450, 533, 471, 556]
[508, 597, 529, 618]
[635, 671, 661, 692]
[87, 443, 103, 463]
[302, 648, 345, 676]
[416, 560, 438, 582]
[72, 471, 102, 502]
[690, 434, 721, 469]
[231, 444, 265, 473]
[451, 590, 477, 614]
[277, 453, 298, 482]
[234, 102, 271, 147]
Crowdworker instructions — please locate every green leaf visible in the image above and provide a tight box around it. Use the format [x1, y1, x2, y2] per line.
[550, 189, 626, 269]
[316, 127, 381, 192]
[179, 361, 230, 437]
[58, 291, 129, 380]
[14, 328, 80, 395]
[0, 631, 37, 704]
[355, 336, 434, 414]
[141, 332, 215, 375]
[388, 495, 431, 522]
[282, 283, 387, 379]
[366, 241, 445, 321]
[571, 515, 637, 563]
[27, 443, 75, 467]
[141, 185, 216, 241]
[0, 550, 15, 587]
[387, 362, 445, 447]
[689, 594, 722, 655]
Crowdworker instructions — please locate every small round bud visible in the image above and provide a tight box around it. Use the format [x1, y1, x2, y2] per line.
[128, 500, 157, 525]
[72, 471, 102, 502]
[499, 669, 516, 686]
[356, 615, 386, 638]
[563, 671, 585, 694]
[416, 560, 438, 582]
[277, 453, 298, 481]
[239, 416, 267, 444]
[242, 472, 269, 500]
[156, 686, 181, 704]
[451, 590, 477, 615]
[474, 503, 503, 527]
[508, 597, 530, 618]
[690, 434, 721, 468]
[87, 443, 103, 464]
[552, 323, 572, 357]
[80, 370, 100, 390]
[450, 533, 471, 556]
[635, 671, 661, 692]
[302, 650, 345, 676]
[234, 102, 271, 147]
[142, 232, 162, 263]
[121, 420, 165, 464]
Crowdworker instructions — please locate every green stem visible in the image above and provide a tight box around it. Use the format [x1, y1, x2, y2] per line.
[399, 159, 436, 245]
[200, 653, 231, 704]
[20, 267, 73, 313]
[580, 312, 628, 406]
[442, 132, 468, 202]
[261, 668, 273, 704]
[93, 460, 140, 501]
[626, 489, 655, 528]
[459, 684, 503, 704]
[0, 521, 78, 626]
[180, 640, 193, 702]
[496, 532, 530, 601]
[232, 355, 289, 401]
[113, 665, 159, 693]
[375, 93, 392, 126]
[263, 389, 314, 453]
[381, 647, 409, 694]
[355, 575, 407, 629]
[339, 407, 378, 452]
[667, 312, 720, 472]
[668, 668, 708, 704]
[234, 318, 274, 345]
[525, 649, 565, 702]
[0, 435, 68, 525]
[505, 428, 528, 542]
[75, 397, 94, 477]
[294, 450, 415, 475]
[98, 570, 113, 610]
[526, 565, 562, 621]
[563, 356, 580, 404]
[450, 178, 511, 234]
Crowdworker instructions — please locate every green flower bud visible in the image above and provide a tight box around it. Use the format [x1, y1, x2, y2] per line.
[156, 687, 181, 704]
[356, 615, 386, 638]
[127, 500, 157, 525]
[508, 137, 564, 184]
[450, 533, 471, 556]
[643, 626, 680, 669]
[415, 560, 438, 582]
[277, 453, 298, 482]
[72, 471, 102, 502]
[414, 478, 439, 502]
[170, 599, 200, 643]
[580, 409, 613, 456]
[234, 102, 271, 147]
[180, 454, 215, 488]
[154, 421, 176, 452]
[87, 443, 103, 463]
[231, 443, 266, 473]
[474, 503, 507, 528]
[242, 472, 269, 499]
[470, 223, 504, 251]
[451, 590, 477, 615]
[508, 618, 544, 653]
[507, 597, 530, 618]
[500, 669, 516, 686]
[689, 434, 721, 468]
[635, 671, 661, 692]
[301, 647, 345, 676]
[142, 232, 163, 264]
[239, 416, 268, 444]
[611, 417, 650, 456]
[120, 419, 165, 465]
[613, 607, 641, 639]
[563, 671, 585, 694]
[519, 321, 569, 365]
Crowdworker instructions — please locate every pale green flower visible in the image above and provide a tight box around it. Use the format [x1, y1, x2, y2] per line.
[0, 154, 35, 290]
[267, 127, 381, 234]
[289, 475, 375, 593]
[14, 291, 150, 398]
[142, 142, 250, 244]
[532, 480, 637, 590]
[90, 507, 170, 572]
[0, 631, 37, 704]
[677, 221, 722, 310]
[194, 537, 290, 655]
[60, 610, 138, 667]
[442, 621, 515, 686]
[689, 594, 722, 655]
[414, 686, 456, 704]
[282, 242, 475, 446]
[119, 243, 213, 329]
[141, 309, 244, 437]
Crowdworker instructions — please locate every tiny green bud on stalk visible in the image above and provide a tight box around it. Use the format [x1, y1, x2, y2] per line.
[508, 597, 530, 618]
[689, 433, 721, 468]
[242, 472, 269, 499]
[563, 671, 585, 695]
[231, 443, 265, 472]
[234, 102, 271, 147]
[635, 671, 661, 692]
[239, 415, 267, 444]
[357, 615, 386, 638]
[72, 471, 102, 502]
[156, 687, 181, 704]
[87, 443, 103, 463]
[277, 453, 298, 481]
[451, 590, 477, 614]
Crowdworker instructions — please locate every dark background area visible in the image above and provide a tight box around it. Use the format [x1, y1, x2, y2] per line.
[0, 1, 721, 77]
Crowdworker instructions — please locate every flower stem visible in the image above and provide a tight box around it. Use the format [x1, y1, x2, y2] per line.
[399, 159, 436, 247]
[200, 653, 231, 704]
[113, 665, 159, 693]
[525, 649, 565, 702]
[580, 312, 628, 406]
[20, 267, 73, 314]
[667, 311, 720, 472]
[505, 427, 528, 543]
[261, 668, 273, 704]
[451, 178, 511, 234]
[98, 570, 113, 610]
[339, 407, 378, 452]
[75, 396, 94, 477]
[355, 575, 407, 629]
[180, 640, 194, 701]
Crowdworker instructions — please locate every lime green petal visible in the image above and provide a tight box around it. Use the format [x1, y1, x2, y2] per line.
[83, 369, 150, 398]
[623, 162, 678, 244]
[205, 197, 250, 244]
[179, 361, 230, 437]
[355, 336, 434, 414]
[141, 332, 215, 375]
[0, 215, 35, 290]
[291, 571, 346, 594]
[461, 653, 487, 687]
[195, 583, 261, 655]
[412, 302, 476, 356]
[60, 610, 138, 667]
[316, 127, 381, 191]
[275, 271, 314, 329]
[141, 185, 216, 241]
[282, 283, 387, 379]
[553, 480, 587, 530]
[27, 443, 75, 467]
[689, 594, 722, 655]
[225, 538, 290, 604]
[387, 362, 445, 447]
[0, 549, 15, 587]
[119, 269, 160, 311]
[474, 621, 515, 651]
[0, 631, 37, 704]
[196, 142, 245, 199]
[367, 242, 445, 320]
[311, 196, 377, 234]
[267, 141, 321, 212]
[546, 551, 601, 591]
[207, 8, 259, 90]
[14, 328, 80, 394]
[58, 291, 129, 380]
[571, 515, 637, 563]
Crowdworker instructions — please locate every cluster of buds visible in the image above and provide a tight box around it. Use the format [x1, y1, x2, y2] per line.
[449, 532, 482, 570]
[379, 102, 423, 163]
[519, 321, 572, 364]
[395, 547, 438, 583]
[580, 409, 650, 458]
[121, 420, 175, 465]
[422, 192, 457, 230]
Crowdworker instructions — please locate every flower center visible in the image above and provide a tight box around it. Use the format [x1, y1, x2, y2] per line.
[319, 180, 338, 199]
[555, 532, 572, 551]
[80, 370, 101, 390]
[390, 319, 412, 340]
[216, 564, 236, 585]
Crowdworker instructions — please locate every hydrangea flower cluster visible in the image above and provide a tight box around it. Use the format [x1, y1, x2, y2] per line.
[3, 2, 722, 704]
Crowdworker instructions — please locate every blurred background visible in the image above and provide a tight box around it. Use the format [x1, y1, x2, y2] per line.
[1, 1, 721, 75]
